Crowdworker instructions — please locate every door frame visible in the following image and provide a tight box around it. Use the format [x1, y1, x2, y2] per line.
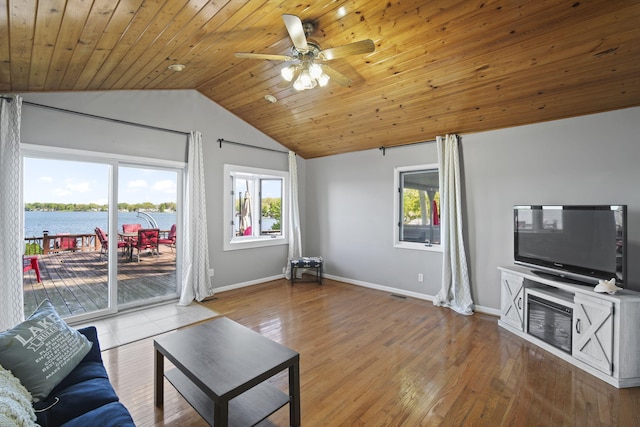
[22, 144, 186, 323]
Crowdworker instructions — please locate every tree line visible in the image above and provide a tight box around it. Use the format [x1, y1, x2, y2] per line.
[24, 202, 177, 212]
[262, 197, 281, 230]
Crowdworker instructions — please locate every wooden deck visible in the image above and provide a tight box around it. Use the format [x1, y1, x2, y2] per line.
[23, 248, 177, 318]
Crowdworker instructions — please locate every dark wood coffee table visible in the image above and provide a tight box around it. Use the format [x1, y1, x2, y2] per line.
[154, 317, 300, 427]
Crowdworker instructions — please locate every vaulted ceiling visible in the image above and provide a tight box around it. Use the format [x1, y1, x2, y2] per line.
[2, 1, 639, 158]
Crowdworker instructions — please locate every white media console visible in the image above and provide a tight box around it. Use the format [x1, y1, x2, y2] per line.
[498, 265, 640, 388]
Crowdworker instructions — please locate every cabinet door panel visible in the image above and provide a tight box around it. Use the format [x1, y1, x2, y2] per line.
[573, 295, 614, 375]
[500, 272, 524, 330]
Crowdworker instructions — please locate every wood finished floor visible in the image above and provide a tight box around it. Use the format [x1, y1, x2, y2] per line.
[101, 278, 640, 426]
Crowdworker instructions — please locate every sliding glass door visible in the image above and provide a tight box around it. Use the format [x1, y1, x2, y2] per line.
[23, 150, 183, 321]
[117, 165, 179, 309]
[23, 157, 112, 318]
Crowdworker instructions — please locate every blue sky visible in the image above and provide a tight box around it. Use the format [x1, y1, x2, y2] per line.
[24, 158, 177, 205]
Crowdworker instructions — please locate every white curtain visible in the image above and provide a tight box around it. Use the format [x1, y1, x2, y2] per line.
[178, 131, 214, 305]
[433, 134, 474, 315]
[0, 95, 24, 330]
[284, 150, 302, 279]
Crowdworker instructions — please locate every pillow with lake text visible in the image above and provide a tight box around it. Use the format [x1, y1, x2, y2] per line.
[0, 300, 92, 402]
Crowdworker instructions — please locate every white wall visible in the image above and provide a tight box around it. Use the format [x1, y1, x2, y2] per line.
[462, 107, 640, 308]
[19, 90, 302, 290]
[304, 145, 443, 298]
[18, 90, 640, 311]
[305, 107, 640, 311]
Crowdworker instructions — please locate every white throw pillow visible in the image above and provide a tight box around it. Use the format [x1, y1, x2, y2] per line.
[0, 363, 37, 426]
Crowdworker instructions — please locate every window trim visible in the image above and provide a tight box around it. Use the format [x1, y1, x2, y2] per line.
[393, 164, 443, 252]
[223, 164, 288, 251]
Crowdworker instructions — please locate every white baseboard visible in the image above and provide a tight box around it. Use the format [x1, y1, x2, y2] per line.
[210, 274, 285, 294]
[323, 273, 500, 316]
[212, 273, 500, 317]
[322, 273, 436, 302]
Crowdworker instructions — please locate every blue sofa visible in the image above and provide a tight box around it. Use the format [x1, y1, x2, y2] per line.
[33, 326, 135, 427]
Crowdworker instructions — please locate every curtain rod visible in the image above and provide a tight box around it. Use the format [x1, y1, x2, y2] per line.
[1, 96, 190, 136]
[379, 139, 437, 156]
[217, 138, 289, 155]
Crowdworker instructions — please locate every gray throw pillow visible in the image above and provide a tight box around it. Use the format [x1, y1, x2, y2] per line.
[0, 300, 92, 402]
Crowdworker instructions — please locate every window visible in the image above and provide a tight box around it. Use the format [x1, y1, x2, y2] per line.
[223, 164, 288, 251]
[394, 164, 441, 251]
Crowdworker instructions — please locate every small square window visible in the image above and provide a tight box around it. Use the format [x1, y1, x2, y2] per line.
[395, 165, 441, 251]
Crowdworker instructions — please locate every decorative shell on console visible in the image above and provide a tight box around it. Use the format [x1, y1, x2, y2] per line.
[594, 278, 622, 295]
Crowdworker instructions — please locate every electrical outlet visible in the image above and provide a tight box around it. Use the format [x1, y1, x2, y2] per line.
[209, 268, 214, 276]
[418, 273, 424, 282]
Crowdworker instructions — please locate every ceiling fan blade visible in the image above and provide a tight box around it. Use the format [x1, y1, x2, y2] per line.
[282, 14, 309, 53]
[321, 65, 352, 86]
[235, 52, 295, 61]
[319, 39, 375, 61]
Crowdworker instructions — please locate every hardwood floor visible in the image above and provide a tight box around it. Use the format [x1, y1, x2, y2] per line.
[101, 278, 640, 426]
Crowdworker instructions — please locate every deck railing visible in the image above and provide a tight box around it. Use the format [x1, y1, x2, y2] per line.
[25, 230, 173, 255]
[24, 233, 100, 255]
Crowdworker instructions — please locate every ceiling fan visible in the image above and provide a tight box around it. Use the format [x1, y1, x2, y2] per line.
[235, 14, 375, 91]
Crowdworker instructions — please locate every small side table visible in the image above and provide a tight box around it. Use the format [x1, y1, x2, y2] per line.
[154, 317, 300, 427]
[290, 256, 323, 285]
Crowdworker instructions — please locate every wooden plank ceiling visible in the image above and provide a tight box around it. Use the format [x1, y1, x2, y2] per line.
[2, 0, 639, 159]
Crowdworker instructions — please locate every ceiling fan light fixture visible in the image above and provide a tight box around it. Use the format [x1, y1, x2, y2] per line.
[294, 70, 317, 91]
[236, 14, 375, 91]
[281, 65, 296, 81]
[309, 63, 323, 79]
[288, 63, 330, 90]
[292, 79, 305, 91]
[317, 73, 330, 87]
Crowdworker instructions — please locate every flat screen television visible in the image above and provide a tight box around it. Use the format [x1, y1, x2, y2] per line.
[514, 205, 627, 286]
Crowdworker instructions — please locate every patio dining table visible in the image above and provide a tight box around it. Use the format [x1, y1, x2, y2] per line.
[118, 232, 138, 261]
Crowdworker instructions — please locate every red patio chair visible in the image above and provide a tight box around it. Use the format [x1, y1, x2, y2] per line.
[121, 224, 142, 248]
[55, 233, 78, 252]
[95, 227, 128, 258]
[122, 223, 142, 233]
[132, 228, 159, 262]
[23, 255, 42, 283]
[158, 224, 176, 252]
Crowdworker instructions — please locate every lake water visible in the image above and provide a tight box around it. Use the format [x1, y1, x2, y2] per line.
[24, 211, 177, 237]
